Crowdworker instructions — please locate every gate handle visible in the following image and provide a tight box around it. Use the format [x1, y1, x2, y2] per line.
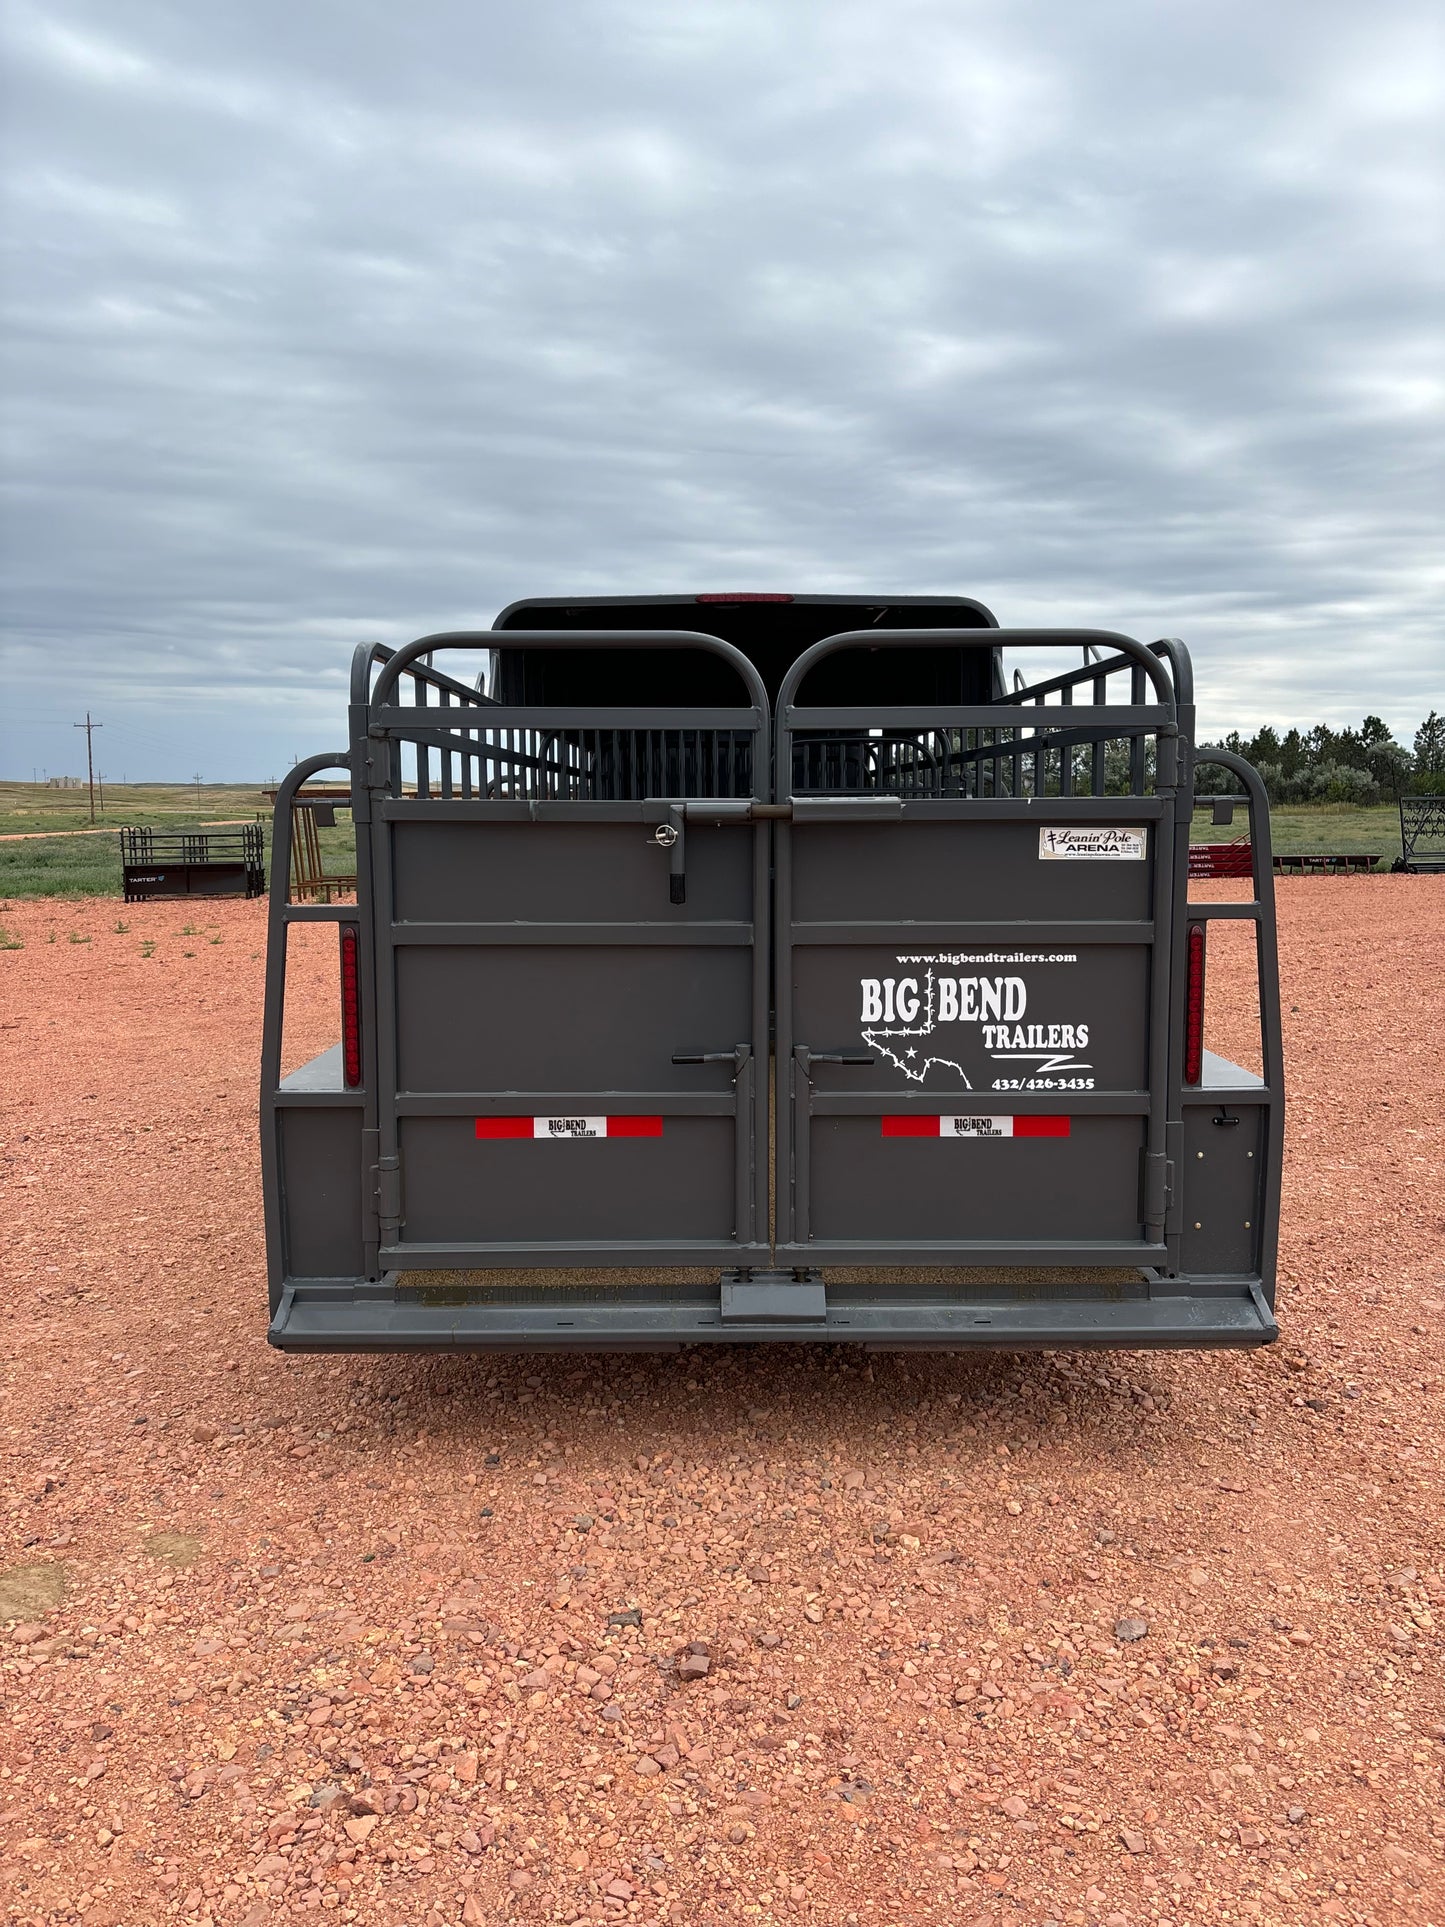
[651, 805, 687, 903]
[672, 1045, 751, 1067]
[796, 1048, 876, 1070]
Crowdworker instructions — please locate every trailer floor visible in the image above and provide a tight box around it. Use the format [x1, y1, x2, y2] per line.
[2, 881, 1443, 1926]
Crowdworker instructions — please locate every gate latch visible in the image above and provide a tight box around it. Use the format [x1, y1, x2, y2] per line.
[652, 806, 687, 903]
[795, 1047, 876, 1073]
[672, 1045, 751, 1073]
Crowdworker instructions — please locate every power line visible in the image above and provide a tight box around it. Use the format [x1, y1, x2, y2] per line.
[73, 713, 103, 823]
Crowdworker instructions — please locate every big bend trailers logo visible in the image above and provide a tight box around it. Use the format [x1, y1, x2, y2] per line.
[858, 951, 1094, 1090]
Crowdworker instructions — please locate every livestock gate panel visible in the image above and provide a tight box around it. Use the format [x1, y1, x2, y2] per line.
[361, 632, 773, 1271]
[774, 631, 1183, 1268]
[121, 823, 265, 902]
[1397, 796, 1445, 872]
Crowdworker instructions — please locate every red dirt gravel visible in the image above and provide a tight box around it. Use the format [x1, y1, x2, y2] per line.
[2, 881, 1442, 1927]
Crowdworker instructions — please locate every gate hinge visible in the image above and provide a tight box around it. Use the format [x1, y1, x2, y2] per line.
[1164, 1121, 1184, 1234]
[346, 712, 375, 818]
[361, 1127, 380, 1240]
[1142, 1151, 1172, 1232]
[374, 1154, 404, 1234]
[354, 730, 390, 796]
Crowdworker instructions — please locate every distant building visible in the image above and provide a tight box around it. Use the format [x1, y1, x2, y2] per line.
[46, 775, 83, 788]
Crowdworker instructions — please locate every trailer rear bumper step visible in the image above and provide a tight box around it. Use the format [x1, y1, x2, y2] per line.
[720, 1273, 828, 1324]
[269, 1283, 1277, 1352]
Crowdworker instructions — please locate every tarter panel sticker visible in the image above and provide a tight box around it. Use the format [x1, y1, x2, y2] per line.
[1038, 826, 1147, 860]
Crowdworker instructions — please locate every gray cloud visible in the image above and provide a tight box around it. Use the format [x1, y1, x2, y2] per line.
[2, 0, 1442, 778]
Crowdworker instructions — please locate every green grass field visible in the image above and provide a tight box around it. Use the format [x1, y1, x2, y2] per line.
[0, 782, 1413, 898]
[0, 781, 354, 899]
[1204, 802, 1404, 861]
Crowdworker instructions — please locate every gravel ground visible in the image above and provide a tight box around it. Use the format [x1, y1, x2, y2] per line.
[2, 882, 1442, 1927]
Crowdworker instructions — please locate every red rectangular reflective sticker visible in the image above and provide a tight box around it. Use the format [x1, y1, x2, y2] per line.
[604, 1115, 664, 1137]
[1013, 1115, 1071, 1138]
[475, 1118, 532, 1139]
[881, 1115, 941, 1137]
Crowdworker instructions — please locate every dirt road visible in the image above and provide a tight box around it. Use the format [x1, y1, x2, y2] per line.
[2, 883, 1442, 1926]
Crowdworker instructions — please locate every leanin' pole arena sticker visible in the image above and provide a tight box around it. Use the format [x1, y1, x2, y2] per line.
[1038, 827, 1147, 860]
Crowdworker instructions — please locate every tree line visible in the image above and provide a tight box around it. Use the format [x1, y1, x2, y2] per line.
[1205, 712, 1445, 803]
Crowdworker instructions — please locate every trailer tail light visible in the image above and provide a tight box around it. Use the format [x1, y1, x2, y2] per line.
[1184, 922, 1206, 1086]
[340, 924, 362, 1088]
[694, 592, 795, 603]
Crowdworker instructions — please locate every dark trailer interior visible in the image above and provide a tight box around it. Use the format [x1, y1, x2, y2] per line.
[261, 590, 1284, 1355]
[490, 593, 1003, 708]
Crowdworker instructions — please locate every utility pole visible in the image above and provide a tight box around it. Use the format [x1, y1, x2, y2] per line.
[73, 713, 103, 823]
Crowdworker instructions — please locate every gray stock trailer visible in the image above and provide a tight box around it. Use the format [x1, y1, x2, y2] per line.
[261, 594, 1283, 1354]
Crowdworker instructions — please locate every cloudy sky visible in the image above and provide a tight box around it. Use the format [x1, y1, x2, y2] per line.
[2, 0, 1441, 780]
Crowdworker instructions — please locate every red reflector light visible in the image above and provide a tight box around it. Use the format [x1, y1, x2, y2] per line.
[695, 592, 795, 604]
[1184, 922, 1206, 1086]
[340, 925, 362, 1088]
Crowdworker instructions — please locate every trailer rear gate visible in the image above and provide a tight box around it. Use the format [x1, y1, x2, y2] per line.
[262, 609, 1282, 1352]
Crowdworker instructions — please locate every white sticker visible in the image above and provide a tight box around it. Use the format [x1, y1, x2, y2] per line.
[1038, 827, 1147, 861]
[534, 1116, 606, 1138]
[940, 1115, 1013, 1137]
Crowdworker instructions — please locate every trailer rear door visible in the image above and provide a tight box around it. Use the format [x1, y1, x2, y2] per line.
[363, 634, 773, 1273]
[774, 631, 1180, 1269]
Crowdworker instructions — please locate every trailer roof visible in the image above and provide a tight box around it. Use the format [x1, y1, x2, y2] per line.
[495, 591, 998, 629]
[491, 593, 1000, 705]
